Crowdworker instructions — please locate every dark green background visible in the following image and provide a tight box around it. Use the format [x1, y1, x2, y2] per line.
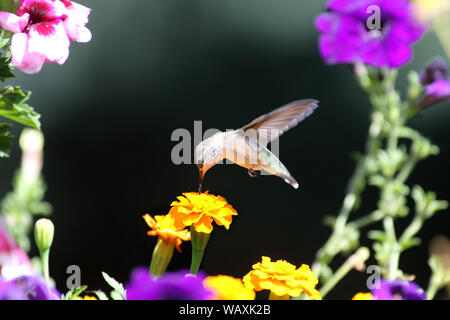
[1, 0, 449, 299]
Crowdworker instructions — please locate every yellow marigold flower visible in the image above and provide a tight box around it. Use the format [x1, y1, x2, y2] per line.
[243, 256, 321, 300]
[204, 275, 255, 300]
[72, 295, 98, 300]
[352, 292, 373, 300]
[169, 191, 238, 234]
[143, 213, 190, 252]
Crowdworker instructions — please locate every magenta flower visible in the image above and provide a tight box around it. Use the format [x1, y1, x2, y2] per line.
[315, 0, 426, 68]
[0, 275, 60, 300]
[0, 220, 33, 280]
[125, 268, 214, 300]
[418, 57, 450, 109]
[0, 0, 91, 74]
[371, 279, 426, 300]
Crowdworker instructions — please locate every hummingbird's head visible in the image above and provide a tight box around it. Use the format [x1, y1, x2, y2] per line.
[194, 139, 223, 179]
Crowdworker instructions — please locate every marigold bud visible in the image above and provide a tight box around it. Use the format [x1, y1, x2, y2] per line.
[34, 218, 54, 252]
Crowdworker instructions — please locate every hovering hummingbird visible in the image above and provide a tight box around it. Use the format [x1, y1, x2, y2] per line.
[195, 99, 319, 191]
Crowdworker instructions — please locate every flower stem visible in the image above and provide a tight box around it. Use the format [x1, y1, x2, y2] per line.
[313, 111, 382, 279]
[319, 259, 353, 299]
[150, 238, 175, 276]
[319, 247, 370, 299]
[426, 282, 440, 300]
[383, 216, 400, 280]
[189, 226, 211, 275]
[39, 248, 50, 287]
[399, 216, 423, 245]
[348, 210, 383, 229]
[396, 156, 417, 184]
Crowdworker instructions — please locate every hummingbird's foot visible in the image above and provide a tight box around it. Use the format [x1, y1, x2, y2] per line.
[248, 169, 261, 178]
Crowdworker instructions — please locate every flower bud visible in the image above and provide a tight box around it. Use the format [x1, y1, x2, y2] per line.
[34, 218, 54, 252]
[408, 71, 423, 102]
[19, 129, 44, 184]
[347, 247, 370, 271]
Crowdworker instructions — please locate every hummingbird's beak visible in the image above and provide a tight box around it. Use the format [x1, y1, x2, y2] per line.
[197, 164, 205, 193]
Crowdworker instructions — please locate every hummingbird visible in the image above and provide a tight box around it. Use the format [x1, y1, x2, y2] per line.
[195, 99, 319, 191]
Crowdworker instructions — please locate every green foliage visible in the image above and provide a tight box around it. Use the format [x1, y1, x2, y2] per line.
[0, 86, 40, 128]
[412, 186, 449, 219]
[313, 59, 449, 294]
[427, 254, 450, 299]
[0, 122, 12, 157]
[1, 170, 52, 251]
[94, 290, 109, 300]
[0, 24, 41, 158]
[101, 272, 127, 300]
[0, 0, 20, 13]
[0, 57, 13, 81]
[62, 286, 88, 300]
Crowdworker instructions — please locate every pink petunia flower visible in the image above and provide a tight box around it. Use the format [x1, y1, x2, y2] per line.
[0, 219, 33, 280]
[0, 0, 91, 74]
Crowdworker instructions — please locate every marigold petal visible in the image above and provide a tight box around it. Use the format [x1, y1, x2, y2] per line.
[193, 216, 214, 233]
[142, 214, 157, 229]
[243, 256, 320, 299]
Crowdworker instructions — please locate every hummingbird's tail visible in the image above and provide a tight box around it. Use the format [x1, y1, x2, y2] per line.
[280, 173, 299, 189]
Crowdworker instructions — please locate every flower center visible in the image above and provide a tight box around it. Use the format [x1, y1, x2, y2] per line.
[18, 1, 63, 36]
[25, 1, 53, 25]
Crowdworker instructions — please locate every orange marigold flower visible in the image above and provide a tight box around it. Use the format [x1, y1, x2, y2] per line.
[168, 191, 238, 234]
[143, 213, 190, 252]
[243, 256, 321, 300]
[204, 275, 255, 300]
[352, 292, 373, 300]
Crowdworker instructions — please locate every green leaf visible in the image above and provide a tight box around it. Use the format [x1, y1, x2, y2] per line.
[102, 272, 126, 299]
[368, 230, 387, 243]
[110, 291, 123, 300]
[0, 0, 19, 13]
[0, 122, 12, 157]
[62, 285, 88, 300]
[0, 57, 14, 81]
[400, 237, 421, 251]
[0, 86, 40, 128]
[94, 290, 109, 300]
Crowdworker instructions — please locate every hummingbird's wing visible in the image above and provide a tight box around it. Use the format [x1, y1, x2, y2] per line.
[241, 99, 318, 147]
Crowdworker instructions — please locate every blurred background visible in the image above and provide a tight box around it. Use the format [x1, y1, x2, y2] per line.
[1, 0, 449, 299]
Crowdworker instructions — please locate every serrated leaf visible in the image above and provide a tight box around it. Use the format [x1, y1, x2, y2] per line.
[0, 86, 40, 128]
[0, 122, 13, 157]
[0, 57, 13, 81]
[102, 272, 126, 299]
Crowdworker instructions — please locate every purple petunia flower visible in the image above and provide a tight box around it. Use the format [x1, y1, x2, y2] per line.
[125, 268, 214, 300]
[418, 57, 450, 108]
[0, 275, 60, 300]
[371, 279, 426, 300]
[315, 0, 426, 68]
